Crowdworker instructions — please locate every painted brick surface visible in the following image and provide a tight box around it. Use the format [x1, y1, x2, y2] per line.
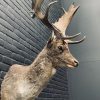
[0, 0, 68, 99]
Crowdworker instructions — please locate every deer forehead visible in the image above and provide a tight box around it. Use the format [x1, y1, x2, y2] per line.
[53, 39, 64, 45]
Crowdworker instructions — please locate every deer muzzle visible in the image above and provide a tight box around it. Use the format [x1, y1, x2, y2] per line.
[67, 59, 79, 68]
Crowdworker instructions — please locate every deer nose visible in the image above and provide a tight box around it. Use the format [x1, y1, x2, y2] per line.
[74, 60, 79, 67]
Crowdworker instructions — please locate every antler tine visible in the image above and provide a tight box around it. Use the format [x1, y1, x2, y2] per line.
[66, 33, 81, 39]
[52, 3, 80, 35]
[67, 36, 86, 44]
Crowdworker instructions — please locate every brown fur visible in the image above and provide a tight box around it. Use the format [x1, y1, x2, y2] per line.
[1, 38, 78, 100]
[1, 1, 85, 99]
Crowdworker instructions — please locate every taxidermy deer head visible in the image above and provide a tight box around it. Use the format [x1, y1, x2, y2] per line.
[31, 0, 86, 68]
[1, 0, 86, 100]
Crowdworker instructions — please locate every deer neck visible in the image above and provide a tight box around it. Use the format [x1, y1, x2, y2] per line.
[29, 47, 56, 79]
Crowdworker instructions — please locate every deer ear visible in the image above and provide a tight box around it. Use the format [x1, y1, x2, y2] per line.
[47, 32, 56, 48]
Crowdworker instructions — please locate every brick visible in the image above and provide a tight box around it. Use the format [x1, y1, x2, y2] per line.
[14, 29, 27, 41]
[11, 53, 25, 63]
[3, 0, 15, 9]
[24, 0, 31, 8]
[0, 46, 12, 58]
[0, 5, 15, 21]
[0, 31, 7, 42]
[14, 18, 24, 28]
[12, 39, 25, 51]
[50, 79, 67, 88]
[24, 58, 32, 65]
[29, 45, 40, 54]
[19, 0, 31, 11]
[47, 83, 68, 91]
[18, 27, 43, 48]
[19, 27, 33, 39]
[0, 25, 20, 41]
[0, 62, 9, 72]
[26, 38, 42, 51]
[17, 0, 29, 12]
[19, 27, 41, 48]
[2, 56, 12, 65]
[38, 92, 67, 98]
[19, 38, 30, 49]
[0, 10, 20, 29]
[0, 71, 6, 79]
[0, 54, 3, 62]
[3, 41, 20, 54]
[6, 36, 13, 44]
[0, 38, 4, 47]
[43, 88, 67, 95]
[19, 39, 39, 55]
[20, 17, 34, 33]
[8, 6, 21, 20]
[18, 50, 31, 60]
[0, 0, 8, 7]
[11, 59, 23, 65]
[53, 77, 68, 86]
[10, 0, 21, 11]
[0, 18, 14, 32]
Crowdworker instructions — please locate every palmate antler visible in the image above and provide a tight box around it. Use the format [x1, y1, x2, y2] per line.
[52, 3, 86, 44]
[31, 0, 86, 44]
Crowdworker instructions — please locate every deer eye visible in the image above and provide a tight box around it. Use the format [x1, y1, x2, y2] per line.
[58, 46, 63, 52]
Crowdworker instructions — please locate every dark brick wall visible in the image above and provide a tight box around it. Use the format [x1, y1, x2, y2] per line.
[0, 0, 69, 99]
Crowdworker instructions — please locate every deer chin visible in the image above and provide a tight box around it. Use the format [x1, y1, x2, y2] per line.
[67, 64, 75, 68]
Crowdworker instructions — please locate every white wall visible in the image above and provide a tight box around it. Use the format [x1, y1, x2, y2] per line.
[62, 0, 100, 100]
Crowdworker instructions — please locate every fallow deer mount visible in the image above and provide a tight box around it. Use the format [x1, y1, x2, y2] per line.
[1, 0, 86, 100]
